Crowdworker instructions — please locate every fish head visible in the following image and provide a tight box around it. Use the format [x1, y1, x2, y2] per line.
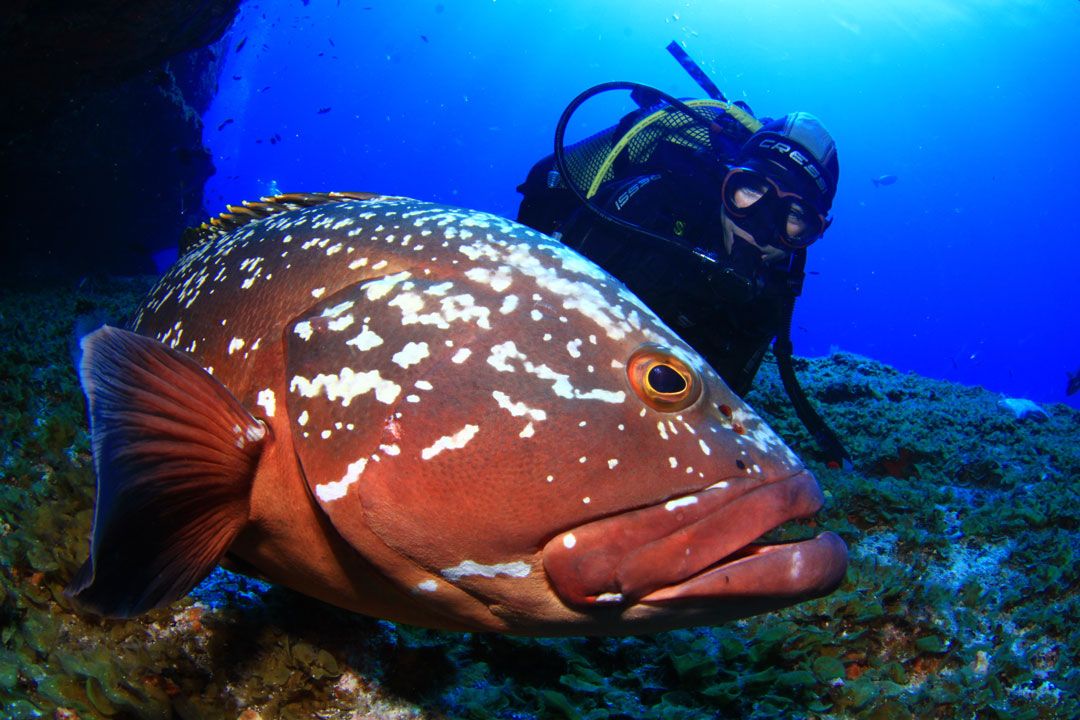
[283, 203, 846, 634]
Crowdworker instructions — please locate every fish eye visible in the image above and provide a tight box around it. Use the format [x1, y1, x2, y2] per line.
[648, 364, 686, 394]
[626, 345, 702, 412]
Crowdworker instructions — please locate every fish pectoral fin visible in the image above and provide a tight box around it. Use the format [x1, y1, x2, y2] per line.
[67, 326, 267, 618]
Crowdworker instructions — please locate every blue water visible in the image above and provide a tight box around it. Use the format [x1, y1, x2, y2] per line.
[200, 0, 1080, 409]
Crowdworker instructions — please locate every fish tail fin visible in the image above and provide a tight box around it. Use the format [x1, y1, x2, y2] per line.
[67, 326, 267, 618]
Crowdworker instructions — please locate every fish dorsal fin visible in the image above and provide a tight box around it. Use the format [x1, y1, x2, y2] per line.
[180, 191, 385, 255]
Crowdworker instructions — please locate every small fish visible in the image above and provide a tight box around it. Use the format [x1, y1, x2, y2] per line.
[217, 118, 234, 131]
[872, 174, 898, 186]
[317, 107, 332, 114]
[235, 37, 247, 53]
[232, 75, 242, 81]
[67, 194, 846, 635]
[1068, 368, 1080, 396]
[421, 34, 429, 43]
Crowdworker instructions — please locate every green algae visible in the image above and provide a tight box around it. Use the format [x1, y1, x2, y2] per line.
[1, 278, 1079, 719]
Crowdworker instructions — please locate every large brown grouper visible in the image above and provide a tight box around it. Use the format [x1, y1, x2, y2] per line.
[70, 192, 847, 635]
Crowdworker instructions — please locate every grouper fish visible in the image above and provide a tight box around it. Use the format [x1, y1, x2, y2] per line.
[70, 192, 848, 635]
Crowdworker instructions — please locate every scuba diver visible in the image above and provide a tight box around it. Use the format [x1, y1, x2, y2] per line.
[515, 44, 850, 465]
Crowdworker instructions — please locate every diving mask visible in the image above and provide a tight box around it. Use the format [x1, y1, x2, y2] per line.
[721, 167, 831, 249]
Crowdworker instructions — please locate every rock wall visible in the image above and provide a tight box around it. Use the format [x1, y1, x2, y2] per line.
[0, 0, 242, 283]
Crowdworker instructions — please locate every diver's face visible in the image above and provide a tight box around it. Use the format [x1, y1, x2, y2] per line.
[720, 205, 791, 264]
[720, 167, 828, 261]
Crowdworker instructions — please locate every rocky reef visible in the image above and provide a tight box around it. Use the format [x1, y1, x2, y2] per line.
[0, 0, 240, 283]
[1, 277, 1077, 719]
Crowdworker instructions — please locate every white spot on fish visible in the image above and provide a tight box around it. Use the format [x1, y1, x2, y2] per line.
[256, 388, 276, 418]
[298, 410, 309, 426]
[492, 391, 547, 421]
[414, 579, 438, 593]
[486, 341, 626, 403]
[316, 457, 367, 502]
[346, 325, 383, 351]
[421, 424, 479, 460]
[312, 287, 326, 298]
[328, 315, 354, 332]
[487, 341, 521, 373]
[451, 348, 472, 364]
[291, 368, 402, 406]
[607, 458, 618, 469]
[362, 271, 411, 300]
[519, 422, 535, 438]
[563, 533, 577, 549]
[699, 439, 712, 456]
[595, 593, 624, 603]
[665, 496, 698, 511]
[465, 266, 513, 293]
[425, 281, 454, 296]
[440, 560, 531, 581]
[499, 295, 519, 314]
[392, 341, 430, 369]
[228, 337, 245, 355]
[789, 547, 805, 580]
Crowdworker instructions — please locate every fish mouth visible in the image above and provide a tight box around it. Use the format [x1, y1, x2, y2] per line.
[542, 470, 848, 611]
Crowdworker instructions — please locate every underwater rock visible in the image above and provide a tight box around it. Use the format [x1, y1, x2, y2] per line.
[818, 379, 878, 404]
[0, 0, 239, 283]
[1, 0, 240, 136]
[998, 396, 1050, 421]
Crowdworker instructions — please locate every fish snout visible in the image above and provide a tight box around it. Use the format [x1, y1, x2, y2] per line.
[541, 470, 847, 611]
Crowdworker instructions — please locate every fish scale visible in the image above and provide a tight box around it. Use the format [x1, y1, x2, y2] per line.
[69, 193, 847, 635]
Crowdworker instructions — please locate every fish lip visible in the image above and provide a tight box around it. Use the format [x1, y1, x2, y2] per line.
[636, 531, 849, 606]
[542, 470, 847, 609]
